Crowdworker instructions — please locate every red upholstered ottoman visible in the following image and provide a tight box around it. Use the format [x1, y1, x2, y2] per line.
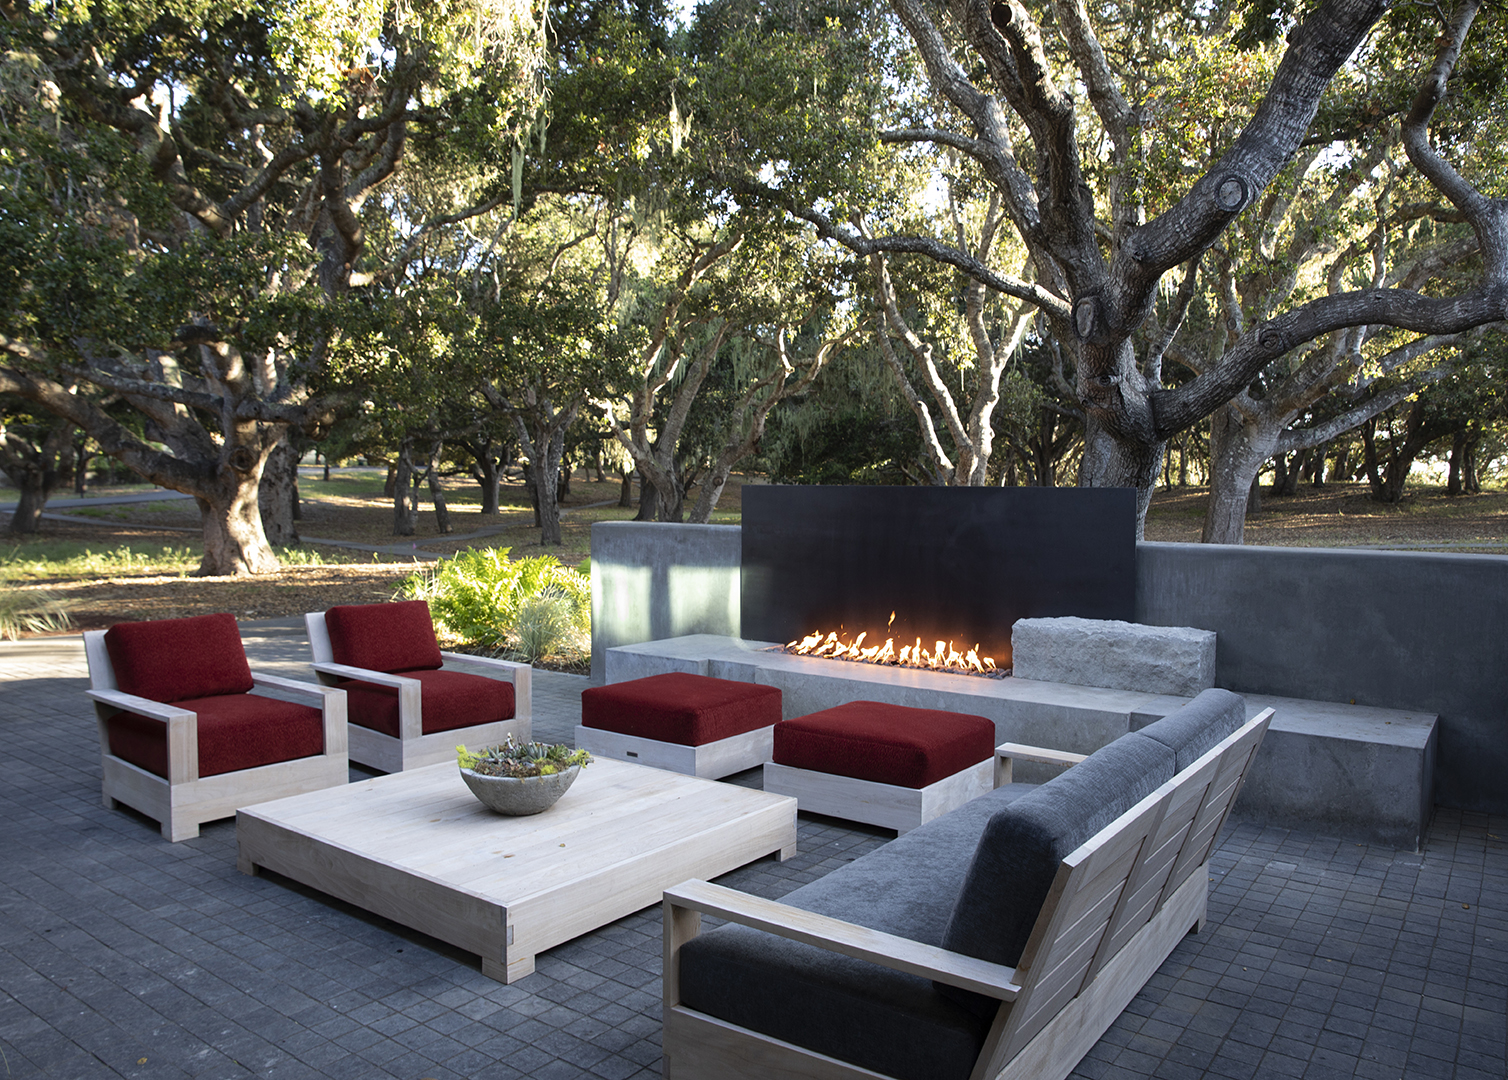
[577, 672, 782, 779]
[764, 701, 996, 833]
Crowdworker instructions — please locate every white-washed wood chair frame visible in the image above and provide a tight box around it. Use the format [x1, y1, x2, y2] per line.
[662, 708, 1274, 1080]
[84, 630, 350, 843]
[305, 610, 532, 773]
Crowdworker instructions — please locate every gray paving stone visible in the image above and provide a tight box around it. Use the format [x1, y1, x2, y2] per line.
[2, 627, 1504, 1080]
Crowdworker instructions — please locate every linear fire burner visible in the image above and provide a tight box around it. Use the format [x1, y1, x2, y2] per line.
[741, 486, 1136, 669]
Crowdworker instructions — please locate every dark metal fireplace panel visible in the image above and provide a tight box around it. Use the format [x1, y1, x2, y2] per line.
[740, 486, 1136, 668]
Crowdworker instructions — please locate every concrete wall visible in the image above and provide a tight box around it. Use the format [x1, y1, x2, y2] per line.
[589, 522, 742, 684]
[590, 522, 1508, 813]
[1137, 543, 1507, 815]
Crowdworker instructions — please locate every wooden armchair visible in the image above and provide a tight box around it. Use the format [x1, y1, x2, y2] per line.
[306, 600, 531, 773]
[84, 614, 348, 842]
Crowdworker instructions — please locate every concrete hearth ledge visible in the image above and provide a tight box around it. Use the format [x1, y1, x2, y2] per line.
[605, 635, 1439, 849]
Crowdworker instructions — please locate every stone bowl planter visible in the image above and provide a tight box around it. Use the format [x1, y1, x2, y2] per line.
[460, 764, 582, 816]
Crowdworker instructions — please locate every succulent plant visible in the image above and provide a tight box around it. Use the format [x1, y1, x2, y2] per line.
[457, 736, 592, 778]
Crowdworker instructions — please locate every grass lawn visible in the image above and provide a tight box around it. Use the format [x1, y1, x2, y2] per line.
[3, 472, 1503, 637]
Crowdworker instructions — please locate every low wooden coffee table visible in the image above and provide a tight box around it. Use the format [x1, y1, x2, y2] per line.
[236, 758, 796, 982]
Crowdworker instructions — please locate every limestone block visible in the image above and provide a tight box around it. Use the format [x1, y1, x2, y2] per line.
[1012, 617, 1215, 697]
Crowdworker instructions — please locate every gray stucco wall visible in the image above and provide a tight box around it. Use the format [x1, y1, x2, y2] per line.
[589, 522, 742, 684]
[589, 522, 1508, 813]
[1137, 543, 1507, 815]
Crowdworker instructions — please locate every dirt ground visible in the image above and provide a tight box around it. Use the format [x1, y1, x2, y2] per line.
[7, 476, 1504, 636]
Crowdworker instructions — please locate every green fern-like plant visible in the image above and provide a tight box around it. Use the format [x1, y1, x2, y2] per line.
[399, 546, 589, 656]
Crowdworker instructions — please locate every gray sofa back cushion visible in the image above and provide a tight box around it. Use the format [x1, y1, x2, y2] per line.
[1136, 688, 1246, 770]
[940, 732, 1176, 976]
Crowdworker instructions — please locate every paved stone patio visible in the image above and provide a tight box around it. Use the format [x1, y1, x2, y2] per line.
[1, 620, 1503, 1080]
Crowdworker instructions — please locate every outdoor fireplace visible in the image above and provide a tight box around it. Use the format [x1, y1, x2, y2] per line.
[740, 486, 1137, 670]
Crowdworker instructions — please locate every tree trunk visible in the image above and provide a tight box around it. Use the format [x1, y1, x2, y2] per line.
[73, 433, 89, 495]
[536, 427, 567, 545]
[635, 481, 659, 522]
[384, 462, 398, 499]
[258, 438, 301, 546]
[1201, 405, 1279, 545]
[1447, 430, 1467, 496]
[1270, 453, 1289, 494]
[1276, 450, 1304, 496]
[522, 460, 543, 526]
[619, 469, 634, 508]
[1333, 442, 1351, 485]
[466, 439, 502, 515]
[427, 440, 452, 534]
[194, 463, 280, 576]
[2, 421, 74, 535]
[1079, 419, 1162, 539]
[392, 445, 417, 535]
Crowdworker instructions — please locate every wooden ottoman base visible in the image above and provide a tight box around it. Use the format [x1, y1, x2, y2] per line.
[575, 724, 774, 780]
[762, 758, 993, 834]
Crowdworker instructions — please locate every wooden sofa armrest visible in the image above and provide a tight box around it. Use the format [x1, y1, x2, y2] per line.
[439, 651, 533, 722]
[251, 674, 349, 759]
[663, 880, 1021, 1000]
[86, 688, 199, 783]
[995, 741, 1088, 786]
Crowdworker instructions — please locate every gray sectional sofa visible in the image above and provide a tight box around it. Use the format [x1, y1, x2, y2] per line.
[663, 688, 1272, 1080]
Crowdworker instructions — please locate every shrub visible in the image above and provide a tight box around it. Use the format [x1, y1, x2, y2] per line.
[399, 547, 589, 657]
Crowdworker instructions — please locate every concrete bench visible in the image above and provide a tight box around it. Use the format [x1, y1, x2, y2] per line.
[605, 635, 1439, 848]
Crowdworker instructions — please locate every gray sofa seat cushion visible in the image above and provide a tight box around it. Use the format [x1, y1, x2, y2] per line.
[678, 783, 1036, 1080]
[1135, 688, 1246, 770]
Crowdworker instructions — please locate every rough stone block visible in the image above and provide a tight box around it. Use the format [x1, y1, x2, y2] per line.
[1012, 616, 1215, 697]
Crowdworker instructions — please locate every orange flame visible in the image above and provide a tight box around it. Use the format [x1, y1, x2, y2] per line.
[785, 612, 997, 675]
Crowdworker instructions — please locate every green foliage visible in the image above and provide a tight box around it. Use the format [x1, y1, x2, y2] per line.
[514, 594, 579, 663]
[457, 735, 592, 777]
[399, 546, 590, 654]
[0, 542, 199, 578]
[0, 573, 72, 640]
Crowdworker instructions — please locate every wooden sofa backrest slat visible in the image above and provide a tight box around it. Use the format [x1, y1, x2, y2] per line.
[1157, 737, 1260, 910]
[996, 794, 1165, 1061]
[978, 710, 1273, 1073]
[1088, 751, 1220, 976]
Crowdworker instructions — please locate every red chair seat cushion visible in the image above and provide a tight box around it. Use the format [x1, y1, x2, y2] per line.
[107, 695, 324, 779]
[338, 668, 516, 738]
[104, 613, 253, 702]
[580, 673, 781, 746]
[325, 600, 444, 673]
[772, 701, 995, 789]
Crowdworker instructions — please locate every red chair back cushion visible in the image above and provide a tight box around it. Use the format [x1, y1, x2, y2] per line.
[104, 614, 253, 702]
[325, 601, 444, 673]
